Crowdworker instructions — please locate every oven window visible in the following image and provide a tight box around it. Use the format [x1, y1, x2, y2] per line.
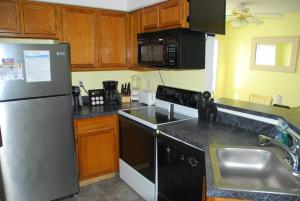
[120, 117, 155, 183]
[141, 45, 153, 62]
[152, 45, 164, 62]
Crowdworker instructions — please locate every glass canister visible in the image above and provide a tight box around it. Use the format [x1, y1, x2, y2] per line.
[131, 75, 141, 101]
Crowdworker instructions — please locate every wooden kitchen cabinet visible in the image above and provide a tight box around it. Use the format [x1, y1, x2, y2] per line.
[97, 11, 127, 67]
[127, 10, 141, 67]
[141, 0, 188, 32]
[159, 0, 183, 28]
[142, 5, 159, 31]
[74, 115, 119, 181]
[62, 7, 97, 69]
[0, 1, 20, 34]
[22, 2, 57, 36]
[208, 198, 251, 201]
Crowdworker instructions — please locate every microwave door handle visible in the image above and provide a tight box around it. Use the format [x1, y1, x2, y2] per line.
[163, 45, 168, 65]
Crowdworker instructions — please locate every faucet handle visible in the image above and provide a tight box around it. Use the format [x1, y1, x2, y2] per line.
[292, 144, 300, 154]
[259, 135, 273, 146]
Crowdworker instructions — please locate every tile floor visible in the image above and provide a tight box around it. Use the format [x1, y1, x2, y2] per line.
[63, 177, 145, 201]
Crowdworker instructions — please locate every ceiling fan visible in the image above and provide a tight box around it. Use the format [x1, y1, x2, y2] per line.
[227, 3, 282, 28]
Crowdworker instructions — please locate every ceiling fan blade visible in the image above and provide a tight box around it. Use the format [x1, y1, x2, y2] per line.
[253, 13, 283, 18]
[247, 16, 264, 25]
[231, 17, 249, 28]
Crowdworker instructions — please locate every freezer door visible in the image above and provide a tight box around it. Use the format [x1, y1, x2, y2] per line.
[0, 95, 79, 201]
[0, 43, 71, 101]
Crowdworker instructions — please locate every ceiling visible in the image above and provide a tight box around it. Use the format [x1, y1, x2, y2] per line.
[36, 0, 300, 14]
[227, 0, 300, 16]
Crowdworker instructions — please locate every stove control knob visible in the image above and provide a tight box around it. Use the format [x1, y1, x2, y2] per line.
[188, 157, 199, 167]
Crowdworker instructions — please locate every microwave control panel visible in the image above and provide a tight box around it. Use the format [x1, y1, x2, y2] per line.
[167, 45, 177, 66]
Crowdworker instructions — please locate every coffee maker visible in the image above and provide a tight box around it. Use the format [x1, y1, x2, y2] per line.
[103, 81, 121, 105]
[72, 86, 83, 109]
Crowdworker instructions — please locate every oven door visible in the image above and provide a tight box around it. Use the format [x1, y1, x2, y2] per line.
[119, 116, 156, 183]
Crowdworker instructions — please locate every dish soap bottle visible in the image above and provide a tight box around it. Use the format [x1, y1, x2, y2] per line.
[276, 119, 289, 146]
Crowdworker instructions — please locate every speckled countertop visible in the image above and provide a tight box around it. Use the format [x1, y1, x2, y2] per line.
[216, 98, 300, 133]
[158, 118, 300, 201]
[73, 98, 300, 200]
[73, 102, 145, 119]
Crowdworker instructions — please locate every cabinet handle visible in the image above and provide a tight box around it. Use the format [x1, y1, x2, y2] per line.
[186, 16, 190, 23]
[0, 126, 2, 147]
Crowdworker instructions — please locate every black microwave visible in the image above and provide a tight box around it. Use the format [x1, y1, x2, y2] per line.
[137, 28, 206, 69]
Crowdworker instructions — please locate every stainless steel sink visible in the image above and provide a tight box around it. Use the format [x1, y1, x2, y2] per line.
[210, 144, 300, 195]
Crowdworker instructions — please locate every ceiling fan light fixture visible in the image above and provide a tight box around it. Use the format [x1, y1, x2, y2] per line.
[231, 17, 249, 28]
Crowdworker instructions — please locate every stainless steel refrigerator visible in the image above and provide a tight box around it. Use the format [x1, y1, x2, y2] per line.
[0, 43, 79, 201]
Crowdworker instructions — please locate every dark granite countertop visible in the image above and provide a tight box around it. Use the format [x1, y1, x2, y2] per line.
[158, 119, 300, 201]
[216, 98, 300, 133]
[73, 102, 145, 119]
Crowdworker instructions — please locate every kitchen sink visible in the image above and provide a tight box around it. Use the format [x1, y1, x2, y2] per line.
[210, 144, 300, 195]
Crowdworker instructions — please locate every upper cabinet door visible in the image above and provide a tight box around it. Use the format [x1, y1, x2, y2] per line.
[62, 7, 97, 69]
[22, 2, 57, 36]
[98, 12, 127, 67]
[127, 11, 141, 66]
[159, 0, 182, 28]
[0, 1, 20, 33]
[142, 6, 159, 31]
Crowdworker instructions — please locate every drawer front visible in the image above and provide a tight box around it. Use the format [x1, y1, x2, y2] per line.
[76, 115, 115, 132]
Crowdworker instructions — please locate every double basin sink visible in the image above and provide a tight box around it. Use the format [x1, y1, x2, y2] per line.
[210, 144, 300, 195]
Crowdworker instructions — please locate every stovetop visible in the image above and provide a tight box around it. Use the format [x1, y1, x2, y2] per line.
[122, 106, 192, 125]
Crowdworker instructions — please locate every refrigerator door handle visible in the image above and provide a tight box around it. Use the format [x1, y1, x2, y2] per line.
[0, 126, 2, 147]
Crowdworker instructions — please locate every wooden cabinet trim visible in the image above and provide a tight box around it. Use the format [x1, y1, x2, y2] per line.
[75, 115, 119, 181]
[97, 11, 127, 67]
[142, 5, 159, 30]
[75, 115, 114, 133]
[207, 198, 252, 201]
[61, 6, 98, 69]
[62, 6, 95, 14]
[21, 2, 57, 35]
[127, 11, 141, 67]
[159, 0, 182, 28]
[78, 128, 115, 179]
[0, 1, 21, 33]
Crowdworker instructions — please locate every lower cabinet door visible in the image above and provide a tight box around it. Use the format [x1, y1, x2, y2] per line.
[77, 128, 115, 180]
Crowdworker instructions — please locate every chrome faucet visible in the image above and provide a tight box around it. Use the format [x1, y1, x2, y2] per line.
[259, 134, 300, 172]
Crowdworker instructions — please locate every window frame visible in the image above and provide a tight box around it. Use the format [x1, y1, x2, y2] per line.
[250, 36, 299, 73]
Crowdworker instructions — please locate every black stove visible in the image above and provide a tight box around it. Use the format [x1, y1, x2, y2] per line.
[123, 106, 191, 125]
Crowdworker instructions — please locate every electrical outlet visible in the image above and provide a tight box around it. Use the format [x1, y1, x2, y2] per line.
[78, 80, 84, 87]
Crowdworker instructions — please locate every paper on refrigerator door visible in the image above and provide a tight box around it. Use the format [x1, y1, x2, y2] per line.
[24, 50, 51, 82]
[0, 62, 24, 81]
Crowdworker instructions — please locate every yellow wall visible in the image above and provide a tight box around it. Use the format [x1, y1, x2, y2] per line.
[137, 70, 205, 92]
[72, 71, 136, 95]
[220, 12, 300, 107]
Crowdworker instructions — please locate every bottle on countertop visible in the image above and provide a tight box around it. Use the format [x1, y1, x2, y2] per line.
[276, 120, 293, 147]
